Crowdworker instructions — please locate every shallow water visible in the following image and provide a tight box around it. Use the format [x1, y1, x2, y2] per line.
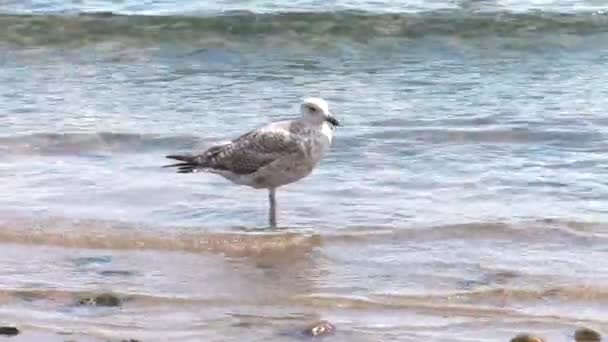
[1, 0, 608, 341]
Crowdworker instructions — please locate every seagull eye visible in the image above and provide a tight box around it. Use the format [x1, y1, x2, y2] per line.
[308, 106, 317, 113]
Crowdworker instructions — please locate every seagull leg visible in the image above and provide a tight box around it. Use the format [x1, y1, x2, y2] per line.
[268, 188, 277, 228]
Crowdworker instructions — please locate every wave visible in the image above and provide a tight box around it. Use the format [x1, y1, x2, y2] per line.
[0, 216, 605, 254]
[0, 132, 204, 155]
[324, 220, 608, 246]
[0, 216, 321, 257]
[1, 127, 603, 157]
[294, 290, 608, 323]
[1, 10, 608, 47]
[362, 127, 603, 148]
[3, 285, 608, 315]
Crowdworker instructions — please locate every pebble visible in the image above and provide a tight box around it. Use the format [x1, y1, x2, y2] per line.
[78, 293, 122, 307]
[0, 326, 19, 336]
[303, 320, 335, 337]
[575, 327, 602, 342]
[510, 333, 545, 342]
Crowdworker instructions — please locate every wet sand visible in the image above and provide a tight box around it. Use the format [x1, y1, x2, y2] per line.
[0, 217, 605, 341]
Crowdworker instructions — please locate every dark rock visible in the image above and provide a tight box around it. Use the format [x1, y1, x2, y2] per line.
[575, 327, 602, 342]
[510, 333, 545, 342]
[78, 293, 122, 307]
[303, 320, 335, 337]
[0, 326, 19, 336]
[73, 256, 112, 266]
[99, 270, 136, 277]
[231, 322, 254, 328]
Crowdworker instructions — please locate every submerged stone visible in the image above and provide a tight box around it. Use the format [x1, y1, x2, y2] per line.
[72, 256, 113, 266]
[575, 327, 602, 342]
[303, 320, 335, 337]
[0, 326, 19, 336]
[510, 333, 545, 342]
[77, 293, 122, 307]
[99, 270, 137, 277]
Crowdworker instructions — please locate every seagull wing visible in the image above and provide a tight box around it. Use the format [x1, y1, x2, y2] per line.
[164, 121, 304, 174]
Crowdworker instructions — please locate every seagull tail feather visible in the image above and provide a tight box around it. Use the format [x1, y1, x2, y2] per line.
[163, 154, 205, 173]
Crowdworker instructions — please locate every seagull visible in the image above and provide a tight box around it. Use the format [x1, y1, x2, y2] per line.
[163, 97, 340, 227]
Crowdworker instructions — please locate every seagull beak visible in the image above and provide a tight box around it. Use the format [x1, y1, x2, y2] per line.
[325, 114, 340, 127]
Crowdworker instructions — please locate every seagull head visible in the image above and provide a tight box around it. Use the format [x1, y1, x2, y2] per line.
[300, 97, 340, 127]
